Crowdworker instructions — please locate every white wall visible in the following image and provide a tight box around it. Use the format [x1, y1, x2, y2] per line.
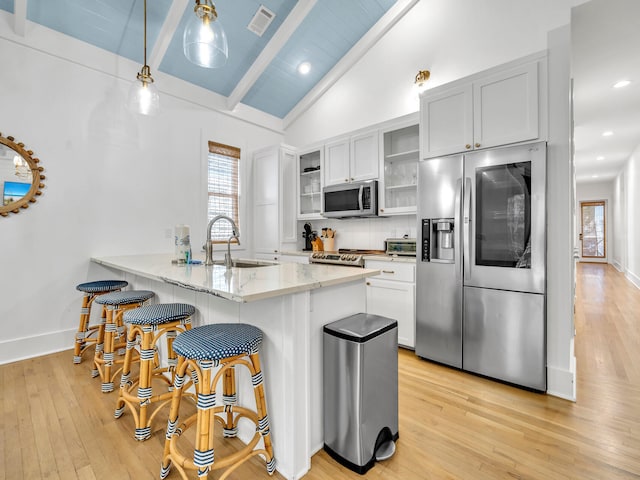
[575, 180, 614, 263]
[285, 0, 582, 147]
[618, 145, 640, 288]
[612, 172, 627, 272]
[0, 38, 283, 363]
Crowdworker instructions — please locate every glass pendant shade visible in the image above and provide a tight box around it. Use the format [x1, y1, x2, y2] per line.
[128, 70, 160, 116]
[183, 5, 228, 68]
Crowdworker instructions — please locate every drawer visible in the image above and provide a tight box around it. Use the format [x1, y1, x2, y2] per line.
[365, 260, 415, 282]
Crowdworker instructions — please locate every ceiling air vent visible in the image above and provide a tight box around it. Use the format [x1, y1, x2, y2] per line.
[247, 5, 275, 37]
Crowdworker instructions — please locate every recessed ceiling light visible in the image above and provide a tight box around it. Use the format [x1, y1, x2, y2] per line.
[613, 80, 631, 88]
[592, 175, 599, 178]
[602, 131, 613, 137]
[597, 156, 605, 160]
[298, 62, 311, 75]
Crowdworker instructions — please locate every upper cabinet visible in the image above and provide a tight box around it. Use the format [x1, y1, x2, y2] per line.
[421, 54, 546, 158]
[253, 145, 297, 259]
[297, 146, 323, 220]
[324, 129, 379, 186]
[378, 113, 420, 216]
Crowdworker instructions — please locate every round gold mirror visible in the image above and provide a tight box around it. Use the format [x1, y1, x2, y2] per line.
[0, 132, 45, 217]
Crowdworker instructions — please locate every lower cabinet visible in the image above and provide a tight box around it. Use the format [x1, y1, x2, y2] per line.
[365, 260, 416, 349]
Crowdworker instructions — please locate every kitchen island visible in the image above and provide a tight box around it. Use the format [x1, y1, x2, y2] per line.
[90, 253, 380, 480]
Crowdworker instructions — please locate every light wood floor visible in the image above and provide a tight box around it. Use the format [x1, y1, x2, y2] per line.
[1, 263, 639, 479]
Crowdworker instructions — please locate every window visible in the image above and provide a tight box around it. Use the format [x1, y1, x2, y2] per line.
[207, 141, 240, 244]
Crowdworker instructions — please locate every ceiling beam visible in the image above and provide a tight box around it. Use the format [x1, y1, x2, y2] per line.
[149, 0, 189, 72]
[13, 0, 27, 36]
[283, 0, 419, 129]
[226, 0, 317, 112]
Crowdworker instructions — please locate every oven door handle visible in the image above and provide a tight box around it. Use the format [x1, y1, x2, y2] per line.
[358, 185, 364, 211]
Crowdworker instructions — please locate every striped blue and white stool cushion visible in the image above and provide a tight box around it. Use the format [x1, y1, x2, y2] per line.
[95, 290, 155, 306]
[172, 323, 263, 361]
[123, 303, 196, 326]
[76, 280, 128, 294]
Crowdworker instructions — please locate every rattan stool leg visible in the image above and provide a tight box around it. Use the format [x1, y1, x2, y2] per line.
[161, 355, 191, 480]
[91, 306, 107, 378]
[250, 352, 275, 475]
[74, 293, 93, 364]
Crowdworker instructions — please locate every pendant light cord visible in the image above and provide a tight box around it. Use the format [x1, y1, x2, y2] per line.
[143, 0, 148, 67]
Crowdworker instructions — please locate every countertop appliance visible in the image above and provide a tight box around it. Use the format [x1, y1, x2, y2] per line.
[416, 141, 547, 391]
[385, 238, 416, 257]
[323, 180, 378, 218]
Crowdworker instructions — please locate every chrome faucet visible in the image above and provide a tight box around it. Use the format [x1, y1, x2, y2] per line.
[204, 215, 240, 267]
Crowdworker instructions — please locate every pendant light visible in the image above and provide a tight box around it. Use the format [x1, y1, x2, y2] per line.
[128, 0, 159, 115]
[183, 0, 228, 68]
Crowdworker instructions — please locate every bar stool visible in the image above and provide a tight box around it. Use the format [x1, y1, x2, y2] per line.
[93, 290, 155, 393]
[73, 280, 128, 364]
[160, 323, 275, 480]
[114, 303, 195, 441]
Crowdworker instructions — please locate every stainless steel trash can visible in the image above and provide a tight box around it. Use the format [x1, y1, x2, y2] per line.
[323, 313, 399, 474]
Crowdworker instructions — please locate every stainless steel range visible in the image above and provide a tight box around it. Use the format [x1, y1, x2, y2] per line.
[309, 249, 385, 267]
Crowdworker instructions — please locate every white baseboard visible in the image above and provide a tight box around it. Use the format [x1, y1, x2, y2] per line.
[612, 260, 624, 272]
[626, 270, 640, 290]
[0, 328, 76, 365]
[546, 363, 576, 401]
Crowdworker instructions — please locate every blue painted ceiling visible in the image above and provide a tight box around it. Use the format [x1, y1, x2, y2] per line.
[0, 0, 397, 119]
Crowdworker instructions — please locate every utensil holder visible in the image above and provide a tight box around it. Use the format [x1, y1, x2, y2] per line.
[324, 238, 335, 252]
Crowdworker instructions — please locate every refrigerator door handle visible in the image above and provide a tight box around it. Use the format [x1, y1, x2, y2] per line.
[454, 178, 462, 280]
[464, 176, 472, 279]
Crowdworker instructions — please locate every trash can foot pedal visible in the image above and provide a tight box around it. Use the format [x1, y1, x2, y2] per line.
[375, 440, 396, 461]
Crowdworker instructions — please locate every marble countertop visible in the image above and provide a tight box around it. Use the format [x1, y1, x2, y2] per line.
[91, 254, 380, 303]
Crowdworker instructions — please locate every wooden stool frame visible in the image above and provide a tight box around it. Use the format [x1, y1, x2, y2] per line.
[115, 316, 193, 441]
[160, 352, 275, 480]
[73, 289, 123, 364]
[92, 301, 147, 393]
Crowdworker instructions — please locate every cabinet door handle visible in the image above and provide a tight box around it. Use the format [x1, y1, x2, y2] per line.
[475, 143, 481, 148]
[465, 144, 471, 149]
[380, 208, 384, 213]
[350, 178, 354, 181]
[382, 270, 395, 274]
[344, 178, 349, 182]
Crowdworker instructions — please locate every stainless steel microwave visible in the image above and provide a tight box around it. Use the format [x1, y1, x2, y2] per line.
[323, 180, 378, 218]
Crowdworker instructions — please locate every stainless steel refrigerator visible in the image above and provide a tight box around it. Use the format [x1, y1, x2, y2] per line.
[416, 141, 546, 391]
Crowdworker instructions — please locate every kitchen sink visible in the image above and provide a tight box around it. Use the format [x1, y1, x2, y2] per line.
[209, 259, 277, 268]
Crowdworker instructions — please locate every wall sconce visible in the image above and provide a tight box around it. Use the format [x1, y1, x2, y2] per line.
[415, 70, 430, 93]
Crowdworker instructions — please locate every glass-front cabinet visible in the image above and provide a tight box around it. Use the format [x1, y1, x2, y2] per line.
[378, 116, 419, 215]
[297, 146, 323, 219]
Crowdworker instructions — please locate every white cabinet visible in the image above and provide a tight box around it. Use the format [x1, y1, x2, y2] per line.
[253, 145, 297, 259]
[365, 260, 416, 349]
[297, 146, 323, 220]
[324, 129, 379, 186]
[421, 57, 543, 158]
[378, 114, 420, 216]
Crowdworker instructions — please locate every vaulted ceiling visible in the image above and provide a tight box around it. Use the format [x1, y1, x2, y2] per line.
[0, 0, 415, 125]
